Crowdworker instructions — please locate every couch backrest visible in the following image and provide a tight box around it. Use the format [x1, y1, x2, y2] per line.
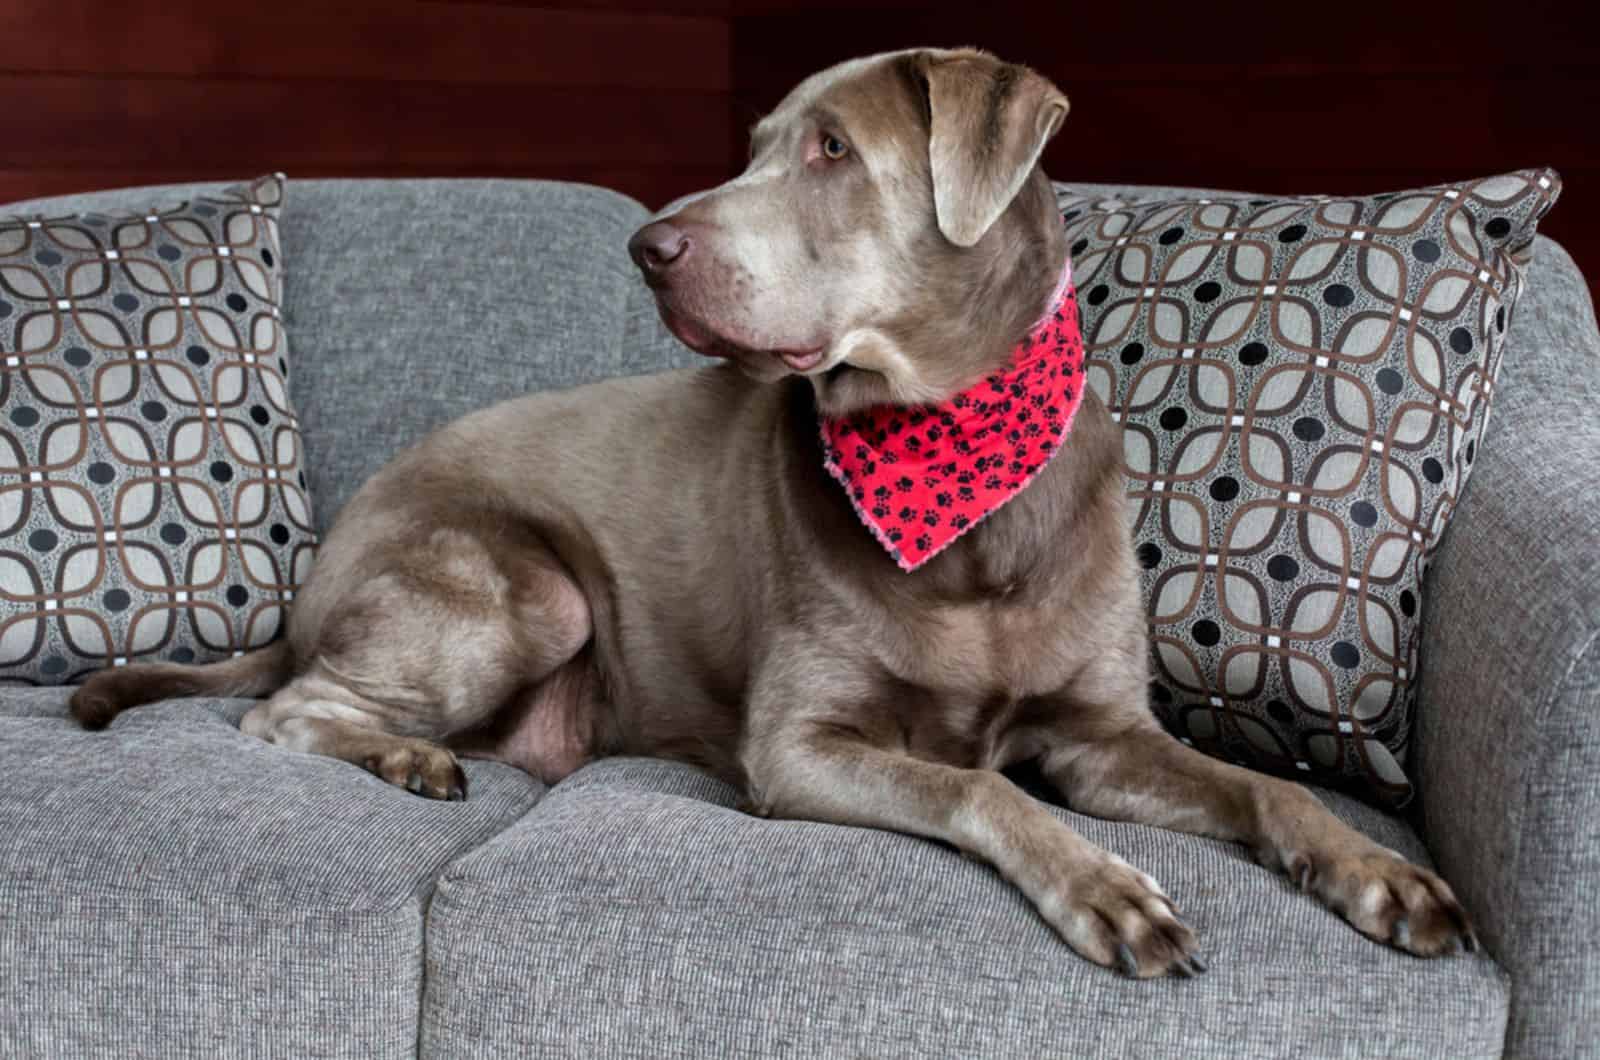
[3, 177, 699, 530]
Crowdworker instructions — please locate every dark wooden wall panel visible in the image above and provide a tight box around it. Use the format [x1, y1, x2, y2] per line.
[0, 0, 734, 210]
[732, 1, 1598, 299]
[0, 0, 1592, 296]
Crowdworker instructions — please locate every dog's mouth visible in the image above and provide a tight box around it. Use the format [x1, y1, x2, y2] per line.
[658, 303, 827, 374]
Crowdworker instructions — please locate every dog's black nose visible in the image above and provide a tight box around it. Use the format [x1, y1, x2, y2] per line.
[629, 221, 690, 276]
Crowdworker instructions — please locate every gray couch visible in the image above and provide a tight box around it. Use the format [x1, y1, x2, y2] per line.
[2, 178, 1595, 1059]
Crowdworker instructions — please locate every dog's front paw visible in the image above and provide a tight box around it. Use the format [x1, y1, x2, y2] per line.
[1041, 854, 1205, 979]
[1278, 844, 1477, 957]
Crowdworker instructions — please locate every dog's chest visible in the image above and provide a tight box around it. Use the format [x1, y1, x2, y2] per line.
[891, 594, 1078, 703]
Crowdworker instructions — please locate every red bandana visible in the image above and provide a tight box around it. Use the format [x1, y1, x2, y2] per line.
[820, 263, 1085, 572]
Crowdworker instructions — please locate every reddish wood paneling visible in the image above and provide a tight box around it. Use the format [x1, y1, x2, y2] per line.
[732, 3, 1599, 298]
[0, 1, 734, 212]
[0, 1, 1592, 294]
[0, 0, 729, 91]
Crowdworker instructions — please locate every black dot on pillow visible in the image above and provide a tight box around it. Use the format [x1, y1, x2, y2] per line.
[1239, 342, 1268, 366]
[1136, 542, 1162, 569]
[1449, 327, 1474, 355]
[140, 401, 167, 422]
[1485, 217, 1511, 239]
[1422, 457, 1445, 484]
[1119, 342, 1145, 365]
[1464, 439, 1476, 465]
[1209, 476, 1240, 502]
[1267, 699, 1295, 724]
[158, 244, 181, 262]
[1087, 284, 1110, 306]
[160, 522, 187, 545]
[10, 406, 39, 428]
[113, 293, 139, 312]
[0, 299, 11, 318]
[1150, 682, 1173, 705]
[1278, 224, 1307, 243]
[1350, 500, 1378, 527]
[1159, 226, 1185, 245]
[1192, 620, 1222, 647]
[103, 588, 130, 612]
[1400, 589, 1417, 617]
[1412, 239, 1441, 263]
[186, 345, 210, 366]
[226, 293, 248, 312]
[262, 248, 276, 268]
[210, 461, 233, 483]
[269, 522, 290, 545]
[1195, 281, 1221, 303]
[1159, 407, 1188, 431]
[250, 404, 270, 426]
[1323, 284, 1355, 308]
[1330, 641, 1361, 669]
[1266, 554, 1299, 581]
[28, 528, 58, 551]
[64, 346, 91, 367]
[88, 461, 116, 484]
[36, 250, 62, 267]
[226, 584, 249, 607]
[1496, 306, 1506, 333]
[170, 647, 196, 664]
[1375, 368, 1404, 395]
[40, 655, 67, 675]
[1292, 416, 1324, 442]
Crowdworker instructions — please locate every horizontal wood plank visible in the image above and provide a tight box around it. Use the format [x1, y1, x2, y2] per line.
[731, 3, 1597, 81]
[0, 76, 731, 172]
[0, 0, 730, 92]
[0, 165, 732, 213]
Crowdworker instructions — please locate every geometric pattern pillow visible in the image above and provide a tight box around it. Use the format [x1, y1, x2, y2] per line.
[0, 174, 316, 685]
[1059, 167, 1562, 806]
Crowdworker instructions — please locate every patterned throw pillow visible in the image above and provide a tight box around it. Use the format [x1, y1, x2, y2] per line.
[1059, 168, 1561, 805]
[0, 174, 315, 685]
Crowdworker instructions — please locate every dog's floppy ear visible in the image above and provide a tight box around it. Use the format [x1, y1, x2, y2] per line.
[915, 50, 1069, 248]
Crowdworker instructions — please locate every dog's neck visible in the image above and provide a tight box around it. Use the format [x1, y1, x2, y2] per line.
[810, 170, 1069, 418]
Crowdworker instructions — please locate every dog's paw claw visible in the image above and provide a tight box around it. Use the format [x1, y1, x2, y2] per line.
[1115, 944, 1138, 978]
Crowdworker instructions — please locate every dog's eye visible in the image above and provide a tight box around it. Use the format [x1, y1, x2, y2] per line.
[821, 134, 850, 161]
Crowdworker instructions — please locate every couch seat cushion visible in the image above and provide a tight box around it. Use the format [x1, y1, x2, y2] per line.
[0, 689, 543, 1059]
[422, 757, 1508, 1058]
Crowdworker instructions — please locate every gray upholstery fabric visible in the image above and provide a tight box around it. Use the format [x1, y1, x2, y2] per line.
[1410, 235, 1600, 1060]
[4, 178, 691, 529]
[0, 688, 544, 1058]
[422, 757, 1509, 1059]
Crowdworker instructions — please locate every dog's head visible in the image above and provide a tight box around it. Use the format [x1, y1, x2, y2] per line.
[629, 48, 1070, 416]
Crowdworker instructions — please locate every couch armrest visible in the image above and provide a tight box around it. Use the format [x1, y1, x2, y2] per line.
[1415, 235, 1600, 1059]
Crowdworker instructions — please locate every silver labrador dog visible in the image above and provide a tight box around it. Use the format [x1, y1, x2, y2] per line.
[72, 48, 1475, 978]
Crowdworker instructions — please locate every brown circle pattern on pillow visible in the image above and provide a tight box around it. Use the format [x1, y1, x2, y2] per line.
[0, 174, 316, 685]
[1058, 168, 1561, 805]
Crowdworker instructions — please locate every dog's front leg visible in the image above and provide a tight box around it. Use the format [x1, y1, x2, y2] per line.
[1040, 717, 1478, 957]
[740, 687, 1204, 977]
